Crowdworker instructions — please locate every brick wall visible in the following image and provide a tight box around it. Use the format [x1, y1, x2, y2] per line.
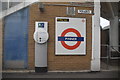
[28, 2, 93, 71]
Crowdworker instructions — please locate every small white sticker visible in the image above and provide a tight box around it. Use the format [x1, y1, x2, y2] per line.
[78, 10, 92, 14]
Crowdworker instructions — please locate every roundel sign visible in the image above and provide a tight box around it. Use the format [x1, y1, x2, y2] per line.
[58, 28, 84, 50]
[56, 17, 86, 55]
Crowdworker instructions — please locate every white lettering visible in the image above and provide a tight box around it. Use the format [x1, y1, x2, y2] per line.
[65, 38, 77, 40]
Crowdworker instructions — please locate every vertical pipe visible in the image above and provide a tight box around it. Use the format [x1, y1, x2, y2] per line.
[7, 0, 9, 9]
[107, 45, 109, 70]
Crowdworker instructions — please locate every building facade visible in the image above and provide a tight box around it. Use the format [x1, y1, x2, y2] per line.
[2, 2, 101, 72]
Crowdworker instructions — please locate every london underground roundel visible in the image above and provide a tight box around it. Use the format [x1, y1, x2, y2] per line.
[56, 17, 86, 55]
[58, 28, 84, 50]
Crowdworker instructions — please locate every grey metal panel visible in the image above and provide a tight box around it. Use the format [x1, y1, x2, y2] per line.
[35, 43, 47, 67]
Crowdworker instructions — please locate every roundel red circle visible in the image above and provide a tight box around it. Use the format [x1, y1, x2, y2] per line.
[61, 28, 81, 50]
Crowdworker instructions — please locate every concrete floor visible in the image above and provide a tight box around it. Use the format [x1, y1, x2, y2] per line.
[2, 71, 119, 78]
[2, 59, 120, 79]
[101, 59, 120, 71]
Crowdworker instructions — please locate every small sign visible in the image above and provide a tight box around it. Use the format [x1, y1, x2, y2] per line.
[56, 17, 86, 55]
[38, 23, 44, 28]
[78, 10, 92, 14]
[57, 19, 69, 22]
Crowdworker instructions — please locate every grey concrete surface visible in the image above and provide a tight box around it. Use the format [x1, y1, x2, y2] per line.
[2, 71, 119, 78]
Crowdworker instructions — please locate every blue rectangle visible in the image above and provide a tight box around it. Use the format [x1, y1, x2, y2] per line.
[58, 37, 84, 41]
[4, 7, 29, 68]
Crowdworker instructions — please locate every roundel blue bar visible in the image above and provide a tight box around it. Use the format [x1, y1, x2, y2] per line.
[58, 37, 84, 41]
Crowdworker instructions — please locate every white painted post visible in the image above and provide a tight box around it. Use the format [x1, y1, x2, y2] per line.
[7, 0, 10, 9]
[91, 0, 101, 71]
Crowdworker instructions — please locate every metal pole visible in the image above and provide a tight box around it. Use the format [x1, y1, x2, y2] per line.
[107, 44, 109, 70]
[7, 0, 9, 9]
[109, 45, 111, 69]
